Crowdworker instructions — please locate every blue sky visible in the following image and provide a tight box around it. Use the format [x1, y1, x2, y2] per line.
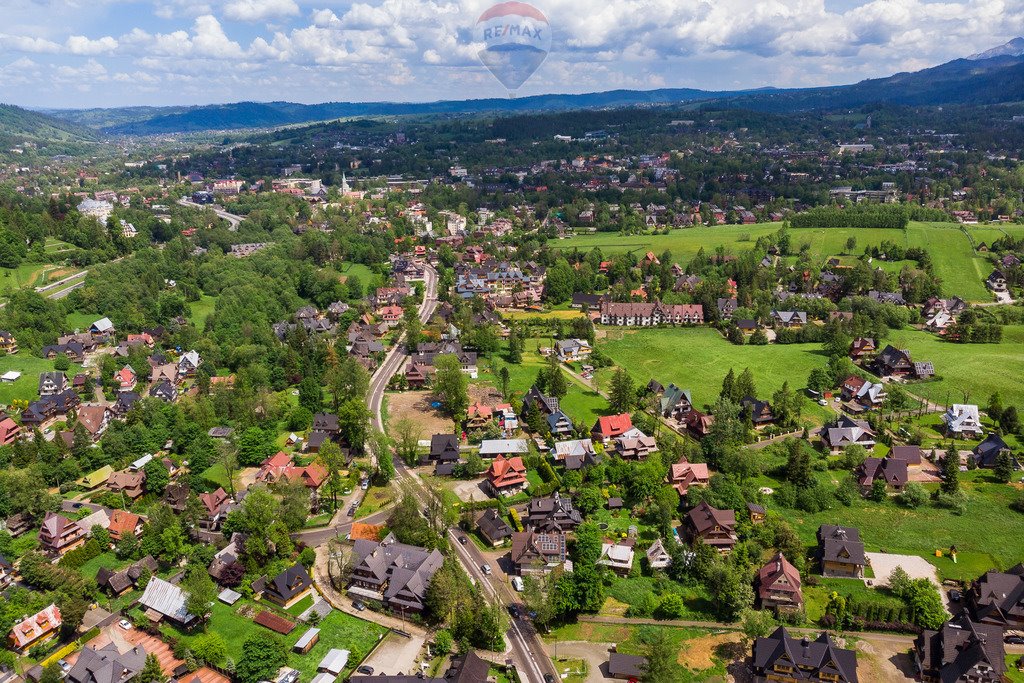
[1, 0, 1022, 108]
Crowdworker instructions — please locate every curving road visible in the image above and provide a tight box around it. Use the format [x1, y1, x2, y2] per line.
[363, 263, 556, 683]
[177, 197, 243, 231]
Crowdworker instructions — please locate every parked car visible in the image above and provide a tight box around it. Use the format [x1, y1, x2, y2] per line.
[949, 589, 961, 602]
[353, 600, 366, 611]
[481, 564, 492, 575]
[511, 576, 524, 592]
[1006, 635, 1024, 645]
[357, 666, 374, 675]
[57, 660, 71, 673]
[118, 619, 132, 630]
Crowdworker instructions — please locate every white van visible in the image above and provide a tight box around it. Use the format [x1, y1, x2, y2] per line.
[511, 576, 524, 592]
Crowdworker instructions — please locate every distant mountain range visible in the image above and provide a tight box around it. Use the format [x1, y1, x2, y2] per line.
[14, 37, 1024, 138]
[0, 104, 97, 147]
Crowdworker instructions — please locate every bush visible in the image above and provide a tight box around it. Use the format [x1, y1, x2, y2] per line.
[897, 483, 927, 508]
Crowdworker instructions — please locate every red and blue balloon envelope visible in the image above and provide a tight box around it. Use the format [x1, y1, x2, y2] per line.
[474, 2, 551, 95]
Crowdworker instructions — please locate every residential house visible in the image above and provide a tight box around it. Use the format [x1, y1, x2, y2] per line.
[598, 540, 636, 575]
[874, 345, 933, 379]
[717, 297, 738, 320]
[199, 488, 232, 530]
[669, 458, 710, 496]
[552, 438, 596, 462]
[546, 410, 574, 436]
[510, 530, 568, 575]
[943, 404, 984, 438]
[615, 433, 658, 459]
[817, 525, 867, 578]
[178, 350, 202, 376]
[38, 371, 68, 397]
[522, 384, 560, 417]
[646, 539, 672, 570]
[264, 565, 314, 608]
[658, 383, 692, 419]
[77, 405, 109, 440]
[478, 439, 528, 459]
[821, 416, 876, 454]
[164, 482, 190, 514]
[465, 402, 494, 430]
[740, 397, 775, 427]
[757, 552, 803, 613]
[915, 614, 1005, 683]
[348, 532, 444, 613]
[107, 469, 146, 501]
[476, 509, 513, 546]
[107, 510, 143, 544]
[0, 555, 14, 589]
[849, 337, 877, 360]
[752, 627, 858, 683]
[855, 457, 908, 492]
[0, 415, 20, 446]
[555, 338, 592, 362]
[591, 413, 633, 443]
[0, 331, 17, 354]
[770, 310, 808, 328]
[748, 502, 766, 524]
[599, 301, 704, 326]
[39, 511, 87, 556]
[685, 408, 715, 439]
[67, 642, 147, 683]
[96, 556, 158, 596]
[149, 380, 178, 402]
[139, 576, 198, 627]
[973, 434, 1014, 469]
[987, 269, 1008, 292]
[8, 604, 61, 653]
[682, 501, 737, 554]
[90, 317, 115, 337]
[115, 366, 137, 391]
[889, 446, 923, 466]
[840, 376, 886, 408]
[526, 492, 583, 532]
[969, 564, 1024, 629]
[425, 433, 460, 465]
[486, 455, 528, 496]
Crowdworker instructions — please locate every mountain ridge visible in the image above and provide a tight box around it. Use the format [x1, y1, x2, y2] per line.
[35, 41, 1024, 136]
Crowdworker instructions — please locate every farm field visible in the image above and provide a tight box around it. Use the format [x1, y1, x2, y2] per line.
[552, 221, 996, 301]
[595, 327, 827, 411]
[886, 325, 1024, 406]
[0, 352, 85, 406]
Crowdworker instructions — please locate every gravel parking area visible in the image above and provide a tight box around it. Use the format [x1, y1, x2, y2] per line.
[866, 551, 950, 610]
[359, 632, 426, 676]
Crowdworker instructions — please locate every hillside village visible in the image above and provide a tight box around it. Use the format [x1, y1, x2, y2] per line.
[0, 100, 1020, 683]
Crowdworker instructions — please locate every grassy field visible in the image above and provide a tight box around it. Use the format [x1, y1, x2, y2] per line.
[78, 552, 131, 579]
[166, 599, 385, 681]
[188, 295, 218, 328]
[552, 221, 995, 301]
[760, 468, 1024, 581]
[480, 339, 608, 426]
[596, 327, 826, 411]
[65, 311, 103, 333]
[0, 353, 85, 405]
[886, 325, 1024, 406]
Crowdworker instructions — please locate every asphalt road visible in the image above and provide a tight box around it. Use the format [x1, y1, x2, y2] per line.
[177, 197, 243, 231]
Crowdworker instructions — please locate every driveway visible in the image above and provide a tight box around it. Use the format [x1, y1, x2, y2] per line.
[358, 631, 426, 677]
[548, 641, 615, 682]
[451, 478, 488, 503]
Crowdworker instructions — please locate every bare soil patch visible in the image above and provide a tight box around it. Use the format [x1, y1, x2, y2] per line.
[386, 390, 455, 438]
[677, 632, 742, 670]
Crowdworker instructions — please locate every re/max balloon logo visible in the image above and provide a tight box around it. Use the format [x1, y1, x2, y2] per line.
[473, 2, 551, 96]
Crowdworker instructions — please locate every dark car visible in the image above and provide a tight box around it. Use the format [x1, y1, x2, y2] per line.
[458, 536, 468, 545]
[1006, 635, 1024, 645]
[357, 666, 374, 674]
[544, 675, 555, 683]
[352, 600, 365, 611]
[949, 589, 961, 602]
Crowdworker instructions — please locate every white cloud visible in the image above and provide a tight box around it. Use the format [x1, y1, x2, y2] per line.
[66, 35, 118, 55]
[0, 34, 62, 54]
[224, 0, 300, 22]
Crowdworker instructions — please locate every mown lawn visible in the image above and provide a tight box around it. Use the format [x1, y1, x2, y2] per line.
[79, 552, 130, 579]
[597, 327, 827, 411]
[0, 353, 85, 405]
[886, 325, 1024, 406]
[761, 469, 1024, 581]
[167, 599, 386, 681]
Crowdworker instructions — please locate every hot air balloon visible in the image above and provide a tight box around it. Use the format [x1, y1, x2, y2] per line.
[474, 2, 551, 96]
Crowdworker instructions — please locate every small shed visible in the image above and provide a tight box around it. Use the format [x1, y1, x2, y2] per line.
[293, 627, 321, 654]
[218, 588, 241, 605]
[317, 649, 350, 676]
[0, 371, 20, 382]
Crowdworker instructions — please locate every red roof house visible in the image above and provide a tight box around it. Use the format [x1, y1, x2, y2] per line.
[591, 414, 633, 442]
[486, 455, 528, 496]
